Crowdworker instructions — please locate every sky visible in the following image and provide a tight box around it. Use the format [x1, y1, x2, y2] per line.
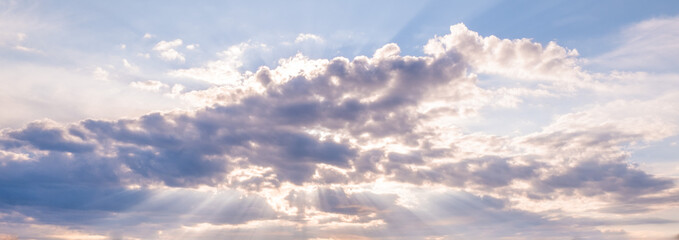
[1, 0, 679, 239]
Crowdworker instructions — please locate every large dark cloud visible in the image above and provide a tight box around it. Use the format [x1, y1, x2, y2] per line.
[0, 25, 677, 239]
[0, 43, 471, 189]
[536, 160, 674, 199]
[8, 121, 95, 153]
[0, 42, 472, 237]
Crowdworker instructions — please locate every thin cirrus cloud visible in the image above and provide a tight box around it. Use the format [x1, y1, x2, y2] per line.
[1, 10, 679, 240]
[592, 15, 679, 72]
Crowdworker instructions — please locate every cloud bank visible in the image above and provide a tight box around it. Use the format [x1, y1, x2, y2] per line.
[0, 23, 678, 240]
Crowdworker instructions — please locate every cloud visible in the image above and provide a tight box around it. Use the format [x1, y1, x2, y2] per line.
[168, 43, 252, 85]
[129, 80, 169, 92]
[1, 23, 678, 239]
[7, 120, 95, 153]
[536, 160, 674, 199]
[0, 4, 52, 54]
[13, 45, 40, 53]
[593, 16, 679, 71]
[0, 150, 29, 164]
[295, 33, 324, 43]
[424, 23, 589, 89]
[153, 39, 185, 62]
[122, 58, 139, 72]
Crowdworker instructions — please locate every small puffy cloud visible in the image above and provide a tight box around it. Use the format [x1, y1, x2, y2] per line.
[186, 44, 199, 50]
[153, 39, 185, 62]
[154, 39, 183, 51]
[295, 33, 324, 43]
[142, 33, 154, 39]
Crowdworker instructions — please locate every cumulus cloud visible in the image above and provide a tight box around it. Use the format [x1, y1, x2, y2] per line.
[425, 24, 589, 89]
[1, 23, 677, 239]
[153, 39, 185, 62]
[295, 33, 324, 43]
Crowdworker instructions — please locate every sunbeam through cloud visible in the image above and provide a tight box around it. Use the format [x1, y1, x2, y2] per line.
[1, 1, 679, 239]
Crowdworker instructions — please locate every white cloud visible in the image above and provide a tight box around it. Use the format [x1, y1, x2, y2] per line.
[593, 16, 679, 71]
[0, 150, 30, 164]
[168, 42, 253, 85]
[154, 39, 183, 50]
[153, 39, 185, 62]
[0, 32, 40, 53]
[424, 23, 589, 89]
[295, 33, 324, 43]
[122, 59, 139, 72]
[129, 80, 169, 92]
[541, 93, 679, 142]
[13, 45, 40, 53]
[143, 33, 154, 39]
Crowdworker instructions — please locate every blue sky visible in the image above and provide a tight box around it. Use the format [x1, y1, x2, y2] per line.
[1, 1, 679, 239]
